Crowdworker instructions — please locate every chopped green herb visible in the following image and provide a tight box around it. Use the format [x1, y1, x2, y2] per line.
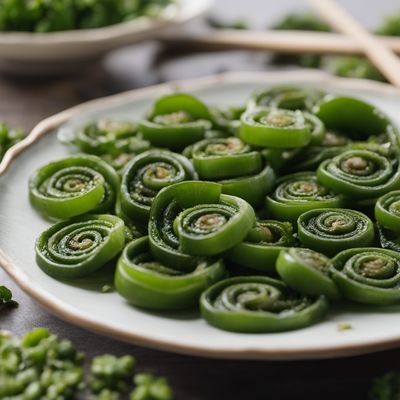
[130, 373, 174, 400]
[90, 354, 136, 393]
[0, 285, 18, 310]
[369, 371, 400, 400]
[337, 323, 353, 332]
[207, 16, 249, 30]
[101, 284, 114, 293]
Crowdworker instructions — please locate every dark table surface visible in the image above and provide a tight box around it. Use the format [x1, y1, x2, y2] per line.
[1, 1, 400, 399]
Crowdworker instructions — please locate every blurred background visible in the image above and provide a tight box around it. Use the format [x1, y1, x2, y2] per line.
[1, 0, 399, 131]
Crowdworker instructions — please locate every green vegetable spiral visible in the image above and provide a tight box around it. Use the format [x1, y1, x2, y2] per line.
[248, 86, 324, 112]
[331, 248, 400, 305]
[375, 190, 400, 232]
[317, 149, 400, 198]
[115, 236, 226, 310]
[284, 130, 350, 173]
[226, 220, 295, 273]
[240, 107, 312, 148]
[139, 93, 214, 151]
[29, 155, 120, 220]
[277, 248, 340, 300]
[266, 172, 345, 223]
[211, 105, 246, 135]
[200, 276, 328, 333]
[297, 208, 375, 256]
[315, 95, 393, 141]
[191, 137, 262, 179]
[71, 119, 150, 156]
[36, 214, 125, 279]
[120, 150, 197, 225]
[218, 163, 276, 209]
[148, 181, 255, 269]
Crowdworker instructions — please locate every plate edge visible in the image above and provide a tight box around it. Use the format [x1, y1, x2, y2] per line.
[1, 70, 400, 360]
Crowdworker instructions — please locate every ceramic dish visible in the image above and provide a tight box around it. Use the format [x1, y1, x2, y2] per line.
[0, 0, 212, 75]
[1, 70, 400, 360]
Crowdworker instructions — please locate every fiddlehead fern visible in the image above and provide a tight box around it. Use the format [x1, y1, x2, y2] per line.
[297, 208, 375, 256]
[277, 248, 340, 300]
[226, 220, 295, 273]
[120, 150, 197, 224]
[266, 172, 345, 223]
[29, 155, 120, 220]
[36, 214, 125, 279]
[115, 236, 226, 310]
[200, 276, 328, 332]
[331, 248, 400, 305]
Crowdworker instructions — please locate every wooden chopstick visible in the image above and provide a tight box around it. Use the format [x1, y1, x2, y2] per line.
[307, 0, 400, 88]
[160, 30, 400, 56]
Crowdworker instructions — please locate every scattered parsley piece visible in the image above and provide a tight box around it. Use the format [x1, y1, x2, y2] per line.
[90, 354, 136, 393]
[130, 373, 174, 400]
[0, 285, 18, 310]
[369, 371, 400, 400]
[337, 323, 353, 332]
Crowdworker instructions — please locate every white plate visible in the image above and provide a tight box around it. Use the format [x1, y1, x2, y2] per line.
[0, 0, 211, 74]
[2, 70, 400, 360]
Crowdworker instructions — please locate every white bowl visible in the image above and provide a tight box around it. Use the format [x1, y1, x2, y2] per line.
[0, 0, 212, 75]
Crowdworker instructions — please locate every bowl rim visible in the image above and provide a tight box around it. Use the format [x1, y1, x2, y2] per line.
[0, 0, 212, 45]
[2, 70, 400, 360]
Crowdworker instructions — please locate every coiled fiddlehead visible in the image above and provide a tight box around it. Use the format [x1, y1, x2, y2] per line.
[218, 163, 275, 209]
[226, 220, 295, 273]
[297, 208, 375, 256]
[66, 119, 151, 156]
[277, 248, 340, 300]
[139, 93, 213, 151]
[191, 137, 262, 179]
[315, 95, 395, 141]
[148, 181, 255, 269]
[240, 107, 312, 148]
[248, 86, 324, 112]
[284, 130, 350, 173]
[211, 105, 247, 136]
[120, 150, 197, 225]
[266, 172, 345, 223]
[331, 248, 400, 305]
[35, 214, 125, 279]
[29, 155, 120, 220]
[115, 236, 226, 310]
[200, 276, 328, 333]
[317, 149, 400, 198]
[375, 190, 400, 233]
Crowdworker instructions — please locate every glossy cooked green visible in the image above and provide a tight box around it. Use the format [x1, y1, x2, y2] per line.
[25, 85, 400, 334]
[29, 154, 120, 220]
[35, 214, 125, 279]
[120, 150, 197, 225]
[266, 172, 345, 223]
[226, 220, 295, 273]
[276, 248, 340, 300]
[200, 276, 328, 333]
[0, 0, 173, 32]
[331, 248, 400, 305]
[115, 236, 226, 310]
[297, 208, 375, 256]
